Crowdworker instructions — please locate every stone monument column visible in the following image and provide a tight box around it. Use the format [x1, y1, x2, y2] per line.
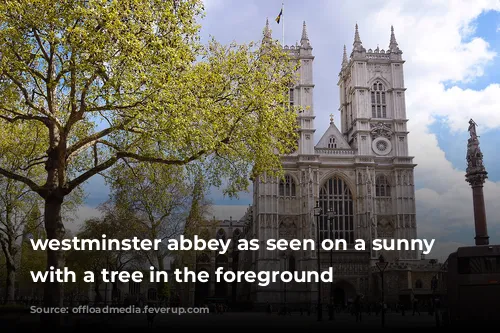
[465, 119, 489, 246]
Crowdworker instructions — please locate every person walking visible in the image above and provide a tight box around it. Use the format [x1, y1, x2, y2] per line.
[412, 298, 420, 316]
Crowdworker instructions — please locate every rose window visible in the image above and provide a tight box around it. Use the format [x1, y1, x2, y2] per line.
[376, 140, 388, 151]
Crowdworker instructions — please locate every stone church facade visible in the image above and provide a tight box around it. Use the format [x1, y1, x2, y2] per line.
[235, 21, 440, 309]
[88, 21, 444, 310]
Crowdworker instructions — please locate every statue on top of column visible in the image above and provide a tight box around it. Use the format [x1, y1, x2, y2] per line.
[468, 118, 478, 140]
[465, 118, 487, 186]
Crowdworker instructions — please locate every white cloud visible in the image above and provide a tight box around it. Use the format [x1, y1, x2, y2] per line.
[349, 0, 500, 261]
[66, 205, 102, 233]
[68, 1, 500, 263]
[320, 0, 500, 261]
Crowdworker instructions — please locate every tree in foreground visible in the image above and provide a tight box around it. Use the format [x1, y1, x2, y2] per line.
[0, 0, 298, 323]
[106, 162, 211, 299]
[18, 206, 47, 301]
[0, 122, 80, 305]
[66, 204, 143, 304]
[0, 176, 40, 304]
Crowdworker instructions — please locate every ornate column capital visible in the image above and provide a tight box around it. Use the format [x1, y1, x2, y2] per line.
[465, 171, 487, 187]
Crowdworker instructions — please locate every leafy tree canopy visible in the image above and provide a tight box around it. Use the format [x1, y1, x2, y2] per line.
[0, 0, 298, 199]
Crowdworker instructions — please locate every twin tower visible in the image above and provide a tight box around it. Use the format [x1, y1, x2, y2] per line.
[243, 21, 419, 305]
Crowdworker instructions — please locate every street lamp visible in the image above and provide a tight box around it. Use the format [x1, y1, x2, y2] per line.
[313, 202, 322, 321]
[375, 254, 388, 328]
[283, 252, 287, 312]
[326, 206, 336, 321]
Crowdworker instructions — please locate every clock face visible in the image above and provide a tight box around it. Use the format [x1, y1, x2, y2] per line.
[372, 137, 392, 156]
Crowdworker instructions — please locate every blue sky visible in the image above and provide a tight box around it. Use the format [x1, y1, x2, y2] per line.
[77, 0, 500, 261]
[433, 10, 500, 183]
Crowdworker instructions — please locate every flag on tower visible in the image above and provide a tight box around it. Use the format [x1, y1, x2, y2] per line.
[275, 8, 282, 24]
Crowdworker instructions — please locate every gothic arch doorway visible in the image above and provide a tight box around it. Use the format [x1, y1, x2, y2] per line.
[332, 280, 357, 307]
[333, 287, 345, 307]
[319, 176, 355, 245]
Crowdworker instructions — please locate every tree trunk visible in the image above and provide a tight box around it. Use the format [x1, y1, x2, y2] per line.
[3, 260, 16, 305]
[0, 240, 17, 305]
[156, 253, 165, 303]
[41, 195, 66, 328]
[94, 279, 102, 304]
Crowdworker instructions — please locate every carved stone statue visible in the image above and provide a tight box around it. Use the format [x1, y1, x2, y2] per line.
[466, 119, 486, 173]
[465, 118, 487, 187]
[468, 119, 477, 140]
[370, 122, 392, 139]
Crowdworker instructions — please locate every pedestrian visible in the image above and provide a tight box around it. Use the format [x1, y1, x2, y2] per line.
[412, 298, 420, 316]
[146, 303, 156, 328]
[354, 295, 362, 322]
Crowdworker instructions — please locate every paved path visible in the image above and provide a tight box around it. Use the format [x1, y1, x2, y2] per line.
[1, 311, 441, 330]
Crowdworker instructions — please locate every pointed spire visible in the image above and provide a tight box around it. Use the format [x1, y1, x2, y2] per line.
[354, 23, 361, 45]
[263, 17, 272, 42]
[300, 21, 311, 48]
[301, 21, 308, 41]
[352, 23, 364, 53]
[389, 25, 400, 52]
[342, 44, 348, 67]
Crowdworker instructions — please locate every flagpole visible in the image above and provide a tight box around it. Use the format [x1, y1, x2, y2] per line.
[282, 2, 285, 46]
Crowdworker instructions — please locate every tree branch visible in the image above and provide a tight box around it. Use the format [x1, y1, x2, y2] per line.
[2, 71, 62, 128]
[32, 28, 49, 61]
[66, 120, 133, 159]
[65, 156, 119, 193]
[0, 108, 49, 125]
[66, 144, 216, 193]
[116, 149, 207, 165]
[0, 167, 44, 197]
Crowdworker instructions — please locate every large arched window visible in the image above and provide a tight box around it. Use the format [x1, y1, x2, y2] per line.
[215, 254, 228, 269]
[197, 253, 210, 263]
[129, 282, 141, 295]
[279, 175, 296, 197]
[371, 81, 387, 118]
[319, 176, 355, 244]
[375, 175, 391, 197]
[216, 228, 226, 242]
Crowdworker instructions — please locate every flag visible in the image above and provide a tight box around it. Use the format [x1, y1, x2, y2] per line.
[275, 8, 282, 24]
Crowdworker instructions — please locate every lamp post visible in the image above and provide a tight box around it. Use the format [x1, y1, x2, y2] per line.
[376, 254, 388, 328]
[283, 252, 287, 313]
[313, 202, 322, 321]
[326, 207, 336, 320]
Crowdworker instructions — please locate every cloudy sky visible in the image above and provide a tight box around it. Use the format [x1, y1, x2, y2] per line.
[76, 0, 500, 262]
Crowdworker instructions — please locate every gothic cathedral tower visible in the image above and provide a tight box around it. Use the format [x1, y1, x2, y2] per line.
[250, 20, 319, 305]
[247, 22, 419, 307]
[338, 25, 418, 263]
